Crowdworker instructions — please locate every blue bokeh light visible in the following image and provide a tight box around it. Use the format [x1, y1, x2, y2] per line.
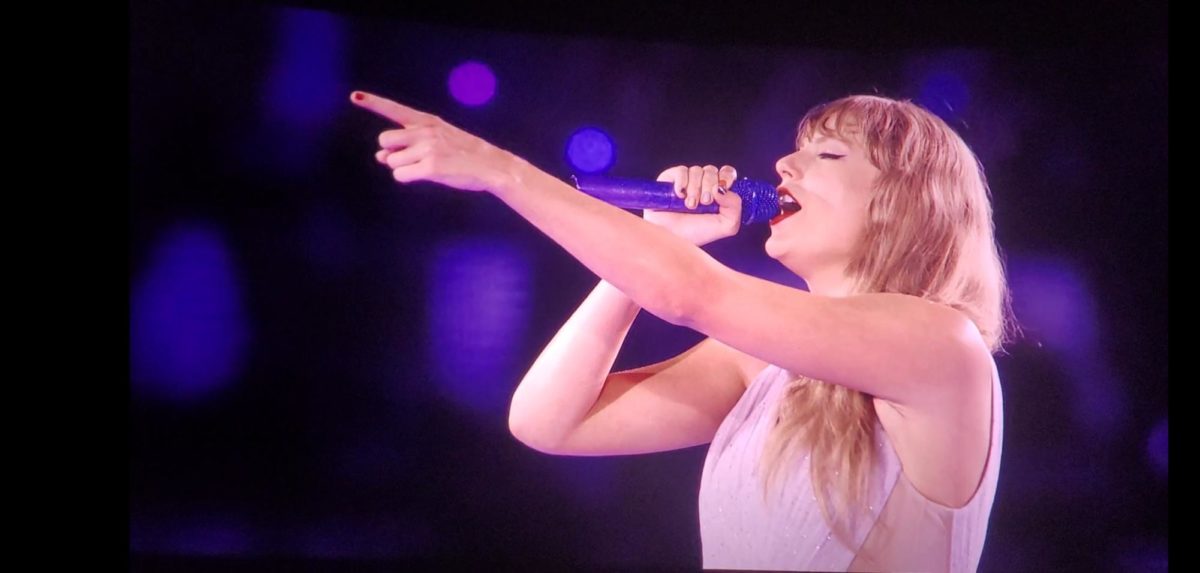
[130, 223, 251, 402]
[448, 60, 497, 107]
[1008, 255, 1125, 441]
[566, 127, 616, 174]
[918, 70, 970, 123]
[426, 237, 531, 416]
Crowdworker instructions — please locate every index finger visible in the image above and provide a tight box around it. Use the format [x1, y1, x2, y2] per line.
[350, 91, 435, 127]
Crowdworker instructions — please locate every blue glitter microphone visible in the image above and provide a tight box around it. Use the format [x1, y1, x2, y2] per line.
[571, 174, 790, 225]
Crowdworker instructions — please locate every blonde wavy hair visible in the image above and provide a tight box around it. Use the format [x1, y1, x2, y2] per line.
[758, 95, 1015, 542]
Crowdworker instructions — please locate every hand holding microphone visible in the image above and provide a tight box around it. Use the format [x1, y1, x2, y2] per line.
[573, 164, 794, 246]
[642, 165, 743, 247]
[573, 167, 790, 224]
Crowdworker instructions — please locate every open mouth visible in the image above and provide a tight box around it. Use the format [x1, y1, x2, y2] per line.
[771, 188, 801, 225]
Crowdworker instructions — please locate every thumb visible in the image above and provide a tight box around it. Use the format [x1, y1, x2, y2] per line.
[712, 177, 742, 211]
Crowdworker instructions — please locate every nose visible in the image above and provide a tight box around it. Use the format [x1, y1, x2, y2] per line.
[775, 152, 799, 180]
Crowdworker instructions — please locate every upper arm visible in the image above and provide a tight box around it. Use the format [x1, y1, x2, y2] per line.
[546, 337, 764, 456]
[678, 263, 982, 407]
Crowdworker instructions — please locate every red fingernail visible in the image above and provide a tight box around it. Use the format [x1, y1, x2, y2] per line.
[352, 92, 365, 101]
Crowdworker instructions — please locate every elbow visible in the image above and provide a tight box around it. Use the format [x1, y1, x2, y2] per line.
[657, 291, 698, 327]
[509, 427, 564, 455]
[507, 406, 537, 448]
[615, 283, 694, 326]
[507, 407, 563, 454]
[619, 243, 714, 327]
[658, 265, 725, 329]
[651, 264, 715, 328]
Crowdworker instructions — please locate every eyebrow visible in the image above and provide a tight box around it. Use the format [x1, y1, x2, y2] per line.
[812, 135, 850, 144]
[796, 134, 850, 150]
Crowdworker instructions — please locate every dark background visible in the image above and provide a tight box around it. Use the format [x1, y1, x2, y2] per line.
[129, 1, 1168, 570]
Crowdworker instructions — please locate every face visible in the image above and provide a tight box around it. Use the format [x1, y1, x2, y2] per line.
[766, 132, 881, 287]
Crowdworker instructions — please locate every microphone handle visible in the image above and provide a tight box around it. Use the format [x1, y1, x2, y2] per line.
[572, 174, 781, 225]
[573, 174, 717, 213]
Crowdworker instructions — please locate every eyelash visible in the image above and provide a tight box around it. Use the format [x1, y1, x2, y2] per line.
[818, 153, 845, 160]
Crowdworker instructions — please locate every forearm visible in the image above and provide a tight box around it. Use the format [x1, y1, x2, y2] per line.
[491, 157, 708, 323]
[508, 280, 641, 449]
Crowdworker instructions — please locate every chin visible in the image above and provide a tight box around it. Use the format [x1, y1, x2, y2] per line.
[764, 234, 785, 260]
[764, 241, 816, 277]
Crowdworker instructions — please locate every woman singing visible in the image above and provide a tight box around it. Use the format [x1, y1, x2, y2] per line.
[353, 90, 1011, 572]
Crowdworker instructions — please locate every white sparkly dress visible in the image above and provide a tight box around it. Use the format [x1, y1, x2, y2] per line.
[698, 364, 1003, 572]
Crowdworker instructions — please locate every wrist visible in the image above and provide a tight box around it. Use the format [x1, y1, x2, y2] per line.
[489, 151, 534, 198]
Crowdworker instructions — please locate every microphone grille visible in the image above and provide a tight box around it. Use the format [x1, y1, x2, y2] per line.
[733, 178, 782, 225]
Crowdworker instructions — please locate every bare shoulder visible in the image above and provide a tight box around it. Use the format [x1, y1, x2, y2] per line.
[851, 292, 982, 342]
[873, 300, 993, 413]
[873, 308, 996, 508]
[857, 293, 992, 396]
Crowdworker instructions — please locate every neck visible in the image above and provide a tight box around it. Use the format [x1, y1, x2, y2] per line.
[797, 267, 856, 298]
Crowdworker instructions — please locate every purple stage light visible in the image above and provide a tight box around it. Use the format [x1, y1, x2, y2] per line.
[263, 8, 345, 127]
[130, 512, 255, 556]
[1008, 255, 1126, 441]
[426, 236, 531, 416]
[167, 519, 254, 556]
[130, 223, 251, 402]
[1147, 417, 1167, 477]
[448, 60, 497, 107]
[245, 7, 346, 175]
[1009, 256, 1095, 353]
[904, 53, 979, 125]
[566, 127, 615, 173]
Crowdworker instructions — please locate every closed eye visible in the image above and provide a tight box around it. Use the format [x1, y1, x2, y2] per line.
[818, 153, 846, 160]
